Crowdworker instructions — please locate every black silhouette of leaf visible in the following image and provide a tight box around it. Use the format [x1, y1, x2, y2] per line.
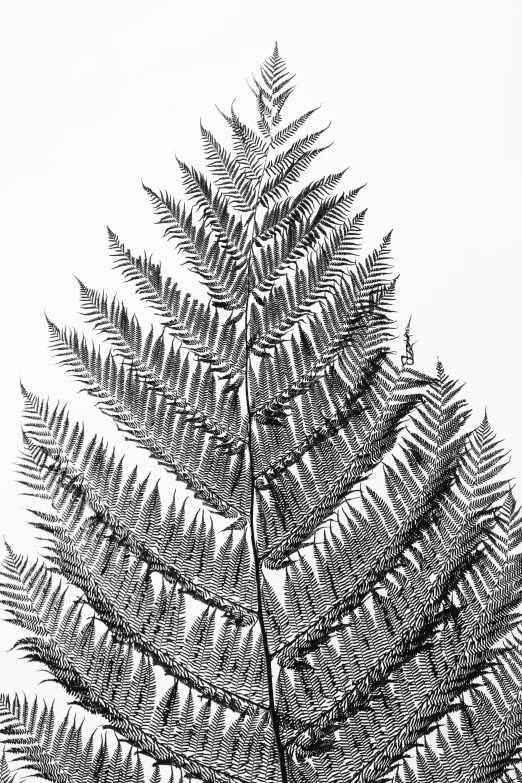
[3, 44, 522, 783]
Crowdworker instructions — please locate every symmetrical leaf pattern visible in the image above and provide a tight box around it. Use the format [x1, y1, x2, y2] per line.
[2, 45, 521, 783]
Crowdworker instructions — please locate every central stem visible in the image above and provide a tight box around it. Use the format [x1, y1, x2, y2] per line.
[243, 130, 290, 783]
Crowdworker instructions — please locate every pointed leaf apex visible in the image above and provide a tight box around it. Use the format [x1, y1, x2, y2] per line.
[73, 275, 87, 292]
[505, 484, 516, 507]
[44, 314, 59, 334]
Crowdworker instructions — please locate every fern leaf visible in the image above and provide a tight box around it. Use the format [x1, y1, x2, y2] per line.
[77, 282, 246, 453]
[251, 190, 360, 298]
[200, 124, 256, 211]
[271, 108, 320, 147]
[260, 364, 423, 568]
[17, 431, 256, 625]
[7, 46, 522, 783]
[252, 264, 396, 424]
[108, 229, 245, 381]
[259, 129, 331, 207]
[253, 171, 346, 247]
[218, 103, 269, 182]
[42, 520, 267, 714]
[252, 210, 365, 352]
[253, 349, 384, 489]
[0, 751, 16, 783]
[0, 695, 102, 783]
[269, 367, 479, 664]
[7, 602, 260, 783]
[42, 325, 248, 521]
[143, 184, 245, 310]
[177, 158, 247, 263]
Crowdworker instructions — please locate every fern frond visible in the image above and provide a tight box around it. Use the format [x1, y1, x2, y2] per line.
[252, 253, 397, 425]
[0, 694, 107, 783]
[254, 387, 366, 490]
[200, 124, 256, 211]
[412, 649, 522, 783]
[253, 350, 386, 492]
[336, 632, 497, 783]
[271, 108, 320, 148]
[280, 411, 511, 765]
[258, 43, 295, 126]
[253, 171, 346, 246]
[0, 543, 57, 637]
[1, 531, 265, 719]
[251, 190, 361, 298]
[259, 128, 331, 208]
[108, 230, 245, 382]
[260, 363, 423, 568]
[268, 367, 478, 664]
[15, 628, 257, 783]
[0, 751, 16, 783]
[143, 184, 245, 311]
[8, 46, 522, 783]
[218, 103, 269, 182]
[77, 281, 246, 453]
[251, 210, 365, 351]
[42, 324, 249, 521]
[17, 430, 256, 625]
[177, 158, 247, 264]
[0, 560, 271, 783]
[51, 525, 266, 714]
[456, 489, 522, 655]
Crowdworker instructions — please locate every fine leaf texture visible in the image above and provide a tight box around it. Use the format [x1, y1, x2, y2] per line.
[2, 44, 521, 783]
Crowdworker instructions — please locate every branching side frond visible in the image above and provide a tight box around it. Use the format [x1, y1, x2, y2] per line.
[177, 158, 248, 264]
[108, 230, 245, 382]
[200, 124, 257, 212]
[142, 184, 246, 311]
[0, 536, 266, 719]
[43, 323, 249, 521]
[18, 398, 256, 623]
[78, 281, 246, 453]
[260, 363, 424, 569]
[268, 366, 481, 665]
[0, 694, 118, 783]
[250, 191, 361, 300]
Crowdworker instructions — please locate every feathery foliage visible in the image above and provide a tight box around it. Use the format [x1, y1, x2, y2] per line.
[2, 45, 521, 783]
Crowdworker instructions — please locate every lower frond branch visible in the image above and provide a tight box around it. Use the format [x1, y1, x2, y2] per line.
[20, 635, 248, 783]
[24, 432, 256, 625]
[49, 523, 267, 716]
[260, 375, 419, 568]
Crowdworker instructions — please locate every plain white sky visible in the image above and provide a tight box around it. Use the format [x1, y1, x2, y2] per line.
[0, 0, 521, 754]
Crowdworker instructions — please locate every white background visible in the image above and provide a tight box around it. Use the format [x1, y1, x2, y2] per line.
[0, 0, 521, 753]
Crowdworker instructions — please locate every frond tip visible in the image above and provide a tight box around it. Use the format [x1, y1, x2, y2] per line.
[0, 748, 17, 783]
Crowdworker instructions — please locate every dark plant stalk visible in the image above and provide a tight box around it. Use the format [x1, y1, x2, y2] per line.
[243, 115, 290, 783]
